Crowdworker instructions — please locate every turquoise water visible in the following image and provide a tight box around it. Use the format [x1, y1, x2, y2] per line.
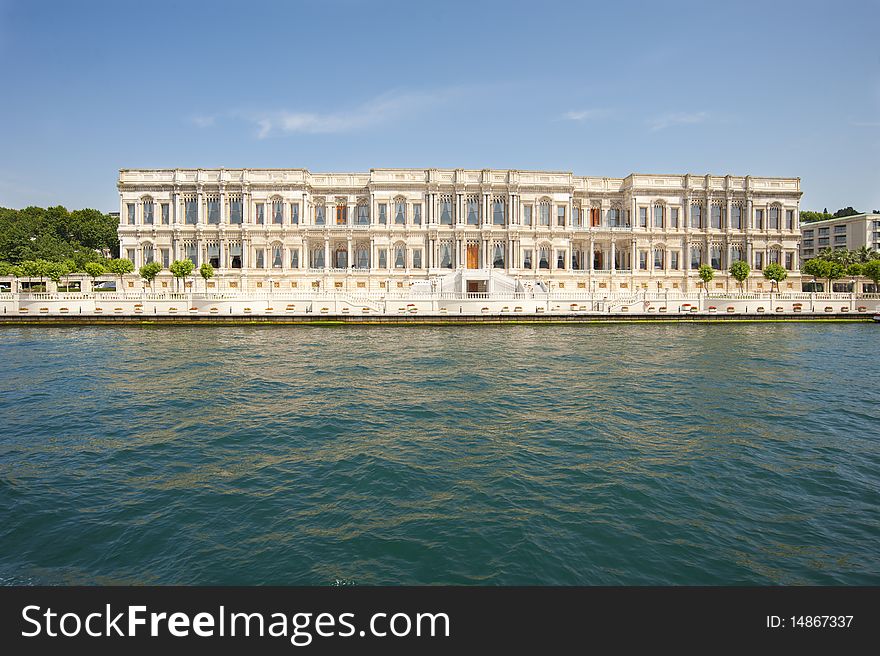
[0, 324, 878, 585]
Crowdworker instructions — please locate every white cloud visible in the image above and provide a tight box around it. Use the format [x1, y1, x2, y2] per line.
[246, 89, 459, 139]
[647, 111, 709, 131]
[191, 115, 216, 128]
[562, 109, 611, 121]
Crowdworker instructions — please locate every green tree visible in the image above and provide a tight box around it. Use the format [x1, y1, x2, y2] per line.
[139, 261, 162, 292]
[0, 262, 23, 277]
[802, 258, 823, 281]
[799, 210, 834, 223]
[105, 257, 135, 291]
[728, 260, 751, 291]
[833, 206, 860, 218]
[762, 263, 788, 292]
[845, 262, 864, 278]
[45, 261, 70, 286]
[863, 260, 880, 287]
[824, 261, 845, 292]
[169, 259, 195, 292]
[697, 264, 714, 294]
[20, 259, 52, 290]
[84, 261, 107, 284]
[198, 262, 214, 291]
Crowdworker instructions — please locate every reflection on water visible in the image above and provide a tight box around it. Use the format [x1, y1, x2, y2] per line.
[0, 324, 878, 584]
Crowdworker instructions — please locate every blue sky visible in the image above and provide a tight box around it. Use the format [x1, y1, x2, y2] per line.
[0, 0, 877, 213]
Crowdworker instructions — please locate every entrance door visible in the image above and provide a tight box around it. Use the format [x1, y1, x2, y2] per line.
[466, 244, 479, 269]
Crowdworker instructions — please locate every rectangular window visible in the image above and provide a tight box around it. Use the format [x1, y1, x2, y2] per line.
[653, 206, 663, 228]
[607, 208, 620, 227]
[229, 199, 242, 224]
[711, 248, 721, 269]
[769, 207, 779, 229]
[356, 204, 369, 225]
[818, 237, 829, 246]
[255, 203, 265, 225]
[126, 248, 135, 263]
[208, 199, 220, 224]
[127, 203, 136, 225]
[185, 199, 198, 225]
[711, 206, 722, 229]
[253, 248, 263, 268]
[786, 210, 794, 229]
[272, 245, 282, 268]
[143, 202, 154, 225]
[556, 250, 566, 269]
[590, 207, 600, 227]
[273, 201, 283, 224]
[378, 248, 387, 268]
[395, 200, 405, 224]
[143, 245, 154, 263]
[818, 227, 829, 236]
[803, 229, 814, 237]
[639, 251, 647, 270]
[161, 248, 170, 268]
[523, 249, 532, 269]
[523, 205, 532, 226]
[654, 249, 663, 269]
[378, 204, 386, 225]
[691, 247, 701, 269]
[690, 205, 702, 229]
[315, 205, 324, 225]
[804, 239, 814, 247]
[540, 204, 550, 226]
[161, 203, 169, 225]
[413, 204, 421, 225]
[412, 249, 422, 269]
[670, 251, 679, 270]
[670, 207, 679, 228]
[290, 248, 299, 268]
[754, 251, 764, 269]
[731, 205, 742, 229]
[834, 225, 846, 233]
[572, 207, 581, 227]
[291, 203, 299, 224]
[639, 207, 648, 227]
[755, 209, 764, 230]
[557, 206, 565, 227]
[785, 252, 793, 270]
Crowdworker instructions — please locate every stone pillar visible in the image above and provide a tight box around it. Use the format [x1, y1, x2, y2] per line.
[589, 237, 595, 272]
[347, 237, 352, 271]
[324, 237, 330, 270]
[611, 241, 616, 273]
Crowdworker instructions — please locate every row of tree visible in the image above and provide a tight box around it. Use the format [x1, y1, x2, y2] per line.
[696, 261, 789, 293]
[0, 206, 119, 264]
[0, 258, 215, 292]
[799, 207, 877, 223]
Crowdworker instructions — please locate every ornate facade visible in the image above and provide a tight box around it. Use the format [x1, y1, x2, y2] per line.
[118, 168, 803, 293]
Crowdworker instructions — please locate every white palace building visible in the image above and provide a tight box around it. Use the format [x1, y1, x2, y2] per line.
[117, 168, 805, 295]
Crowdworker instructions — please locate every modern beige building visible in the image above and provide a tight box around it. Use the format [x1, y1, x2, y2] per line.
[800, 213, 880, 261]
[117, 168, 803, 294]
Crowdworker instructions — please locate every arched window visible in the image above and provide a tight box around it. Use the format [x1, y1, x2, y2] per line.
[539, 200, 550, 226]
[467, 196, 479, 225]
[731, 204, 743, 230]
[653, 248, 664, 269]
[690, 244, 702, 269]
[690, 204, 703, 229]
[394, 244, 406, 268]
[394, 199, 406, 224]
[272, 244, 283, 268]
[653, 205, 664, 228]
[355, 245, 369, 269]
[207, 196, 220, 224]
[439, 242, 453, 268]
[356, 201, 369, 225]
[142, 198, 154, 225]
[710, 245, 722, 269]
[492, 243, 505, 268]
[315, 203, 326, 225]
[492, 198, 505, 225]
[142, 243, 154, 263]
[311, 247, 325, 269]
[539, 246, 550, 269]
[439, 195, 452, 225]
[334, 246, 347, 269]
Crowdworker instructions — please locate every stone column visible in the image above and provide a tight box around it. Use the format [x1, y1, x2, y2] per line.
[589, 236, 595, 272]
[347, 237, 352, 271]
[324, 237, 330, 271]
[610, 241, 616, 274]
